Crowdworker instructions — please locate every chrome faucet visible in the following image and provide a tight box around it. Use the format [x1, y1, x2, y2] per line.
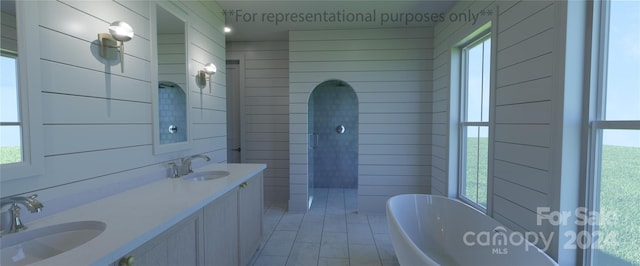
[0, 194, 43, 235]
[180, 154, 211, 176]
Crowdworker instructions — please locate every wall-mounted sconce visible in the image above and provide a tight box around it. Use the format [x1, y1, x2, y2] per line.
[197, 63, 216, 87]
[98, 21, 134, 73]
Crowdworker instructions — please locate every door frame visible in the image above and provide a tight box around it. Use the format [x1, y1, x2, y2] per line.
[226, 53, 247, 163]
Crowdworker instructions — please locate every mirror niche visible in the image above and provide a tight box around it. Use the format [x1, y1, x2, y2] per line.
[152, 3, 190, 154]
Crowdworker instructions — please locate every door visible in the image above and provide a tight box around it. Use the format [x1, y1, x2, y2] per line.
[226, 60, 242, 163]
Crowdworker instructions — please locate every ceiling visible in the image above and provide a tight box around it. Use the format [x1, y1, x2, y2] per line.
[217, 0, 457, 41]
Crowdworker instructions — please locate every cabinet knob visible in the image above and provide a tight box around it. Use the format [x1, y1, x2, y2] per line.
[240, 182, 248, 188]
[118, 256, 135, 266]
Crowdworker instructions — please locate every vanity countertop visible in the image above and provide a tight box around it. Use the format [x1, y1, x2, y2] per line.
[19, 163, 266, 266]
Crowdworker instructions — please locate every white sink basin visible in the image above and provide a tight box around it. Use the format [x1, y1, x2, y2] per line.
[183, 170, 231, 181]
[1, 220, 106, 266]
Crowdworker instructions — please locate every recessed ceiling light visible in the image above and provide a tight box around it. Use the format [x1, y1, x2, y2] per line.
[224, 27, 231, 33]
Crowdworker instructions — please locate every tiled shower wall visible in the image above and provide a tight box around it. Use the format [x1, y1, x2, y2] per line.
[310, 81, 358, 188]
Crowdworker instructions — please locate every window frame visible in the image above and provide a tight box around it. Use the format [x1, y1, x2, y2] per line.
[586, 0, 640, 264]
[458, 33, 492, 211]
[0, 1, 43, 181]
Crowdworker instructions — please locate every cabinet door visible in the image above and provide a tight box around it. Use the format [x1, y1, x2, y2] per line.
[238, 173, 263, 266]
[123, 236, 169, 266]
[167, 213, 201, 266]
[203, 188, 239, 266]
[115, 212, 201, 266]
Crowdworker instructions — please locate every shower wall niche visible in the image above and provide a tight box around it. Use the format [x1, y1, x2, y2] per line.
[309, 80, 358, 188]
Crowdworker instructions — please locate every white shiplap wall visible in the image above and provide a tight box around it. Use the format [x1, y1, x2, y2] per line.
[289, 28, 433, 213]
[158, 33, 187, 89]
[492, 0, 556, 239]
[226, 41, 290, 203]
[1, 12, 17, 51]
[432, 0, 580, 262]
[1, 0, 227, 217]
[430, 0, 496, 198]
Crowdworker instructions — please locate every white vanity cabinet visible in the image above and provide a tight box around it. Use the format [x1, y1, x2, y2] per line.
[114, 212, 203, 266]
[113, 171, 264, 266]
[203, 172, 264, 266]
[203, 186, 239, 266]
[237, 172, 263, 266]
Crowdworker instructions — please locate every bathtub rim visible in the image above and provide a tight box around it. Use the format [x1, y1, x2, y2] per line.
[386, 194, 559, 266]
[386, 194, 442, 265]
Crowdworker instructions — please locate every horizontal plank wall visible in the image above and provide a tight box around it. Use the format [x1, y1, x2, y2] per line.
[492, 0, 557, 251]
[431, 0, 496, 199]
[1, 0, 227, 215]
[1, 11, 17, 51]
[226, 41, 290, 203]
[289, 28, 433, 213]
[432, 0, 577, 262]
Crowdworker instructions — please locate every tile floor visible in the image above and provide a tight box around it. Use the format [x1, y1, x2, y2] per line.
[251, 188, 399, 266]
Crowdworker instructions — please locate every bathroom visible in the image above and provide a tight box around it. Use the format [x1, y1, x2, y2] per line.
[1, 0, 639, 265]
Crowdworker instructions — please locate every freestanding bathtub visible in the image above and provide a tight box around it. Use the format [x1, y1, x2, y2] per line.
[386, 194, 558, 266]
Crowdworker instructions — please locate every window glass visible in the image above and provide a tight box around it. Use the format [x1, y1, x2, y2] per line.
[0, 55, 22, 164]
[460, 35, 491, 208]
[594, 130, 640, 265]
[1, 56, 20, 122]
[465, 38, 491, 123]
[462, 126, 489, 206]
[604, 1, 640, 121]
[0, 126, 22, 164]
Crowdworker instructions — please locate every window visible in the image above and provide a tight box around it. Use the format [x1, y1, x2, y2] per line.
[588, 1, 640, 265]
[1, 52, 23, 164]
[459, 35, 491, 208]
[0, 1, 43, 180]
[0, 2, 23, 165]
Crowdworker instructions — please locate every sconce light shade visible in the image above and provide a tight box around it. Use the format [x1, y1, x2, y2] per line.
[99, 21, 134, 73]
[198, 63, 216, 87]
[108, 21, 134, 42]
[203, 63, 217, 75]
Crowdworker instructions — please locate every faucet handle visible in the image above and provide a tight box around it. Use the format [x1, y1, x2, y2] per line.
[168, 162, 180, 178]
[29, 194, 43, 211]
[9, 203, 27, 232]
[187, 163, 194, 174]
[182, 158, 194, 174]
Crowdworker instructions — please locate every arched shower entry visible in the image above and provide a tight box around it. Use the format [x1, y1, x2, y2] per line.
[307, 80, 358, 208]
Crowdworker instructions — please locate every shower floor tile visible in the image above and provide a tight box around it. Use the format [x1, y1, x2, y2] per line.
[252, 188, 398, 266]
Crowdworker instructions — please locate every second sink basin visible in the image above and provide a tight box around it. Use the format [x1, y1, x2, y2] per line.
[183, 170, 230, 181]
[1, 220, 106, 266]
